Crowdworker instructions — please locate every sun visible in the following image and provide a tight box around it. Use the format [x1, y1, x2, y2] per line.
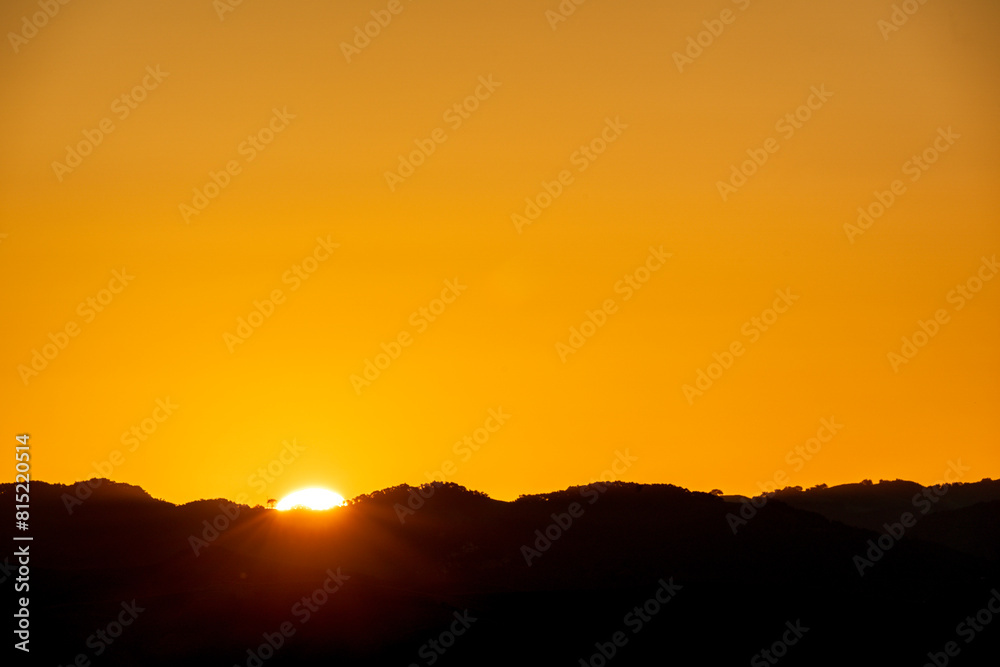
[275, 487, 345, 511]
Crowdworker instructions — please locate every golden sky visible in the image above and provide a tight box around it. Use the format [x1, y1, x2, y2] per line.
[2, 0, 998, 505]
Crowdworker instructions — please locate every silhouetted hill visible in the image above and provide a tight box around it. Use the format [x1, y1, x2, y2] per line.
[910, 499, 1000, 562]
[768, 477, 1000, 532]
[3, 478, 998, 666]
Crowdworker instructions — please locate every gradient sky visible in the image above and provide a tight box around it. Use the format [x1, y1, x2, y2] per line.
[2, 0, 998, 506]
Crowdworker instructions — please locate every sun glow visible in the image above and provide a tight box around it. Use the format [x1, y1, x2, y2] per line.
[275, 487, 345, 511]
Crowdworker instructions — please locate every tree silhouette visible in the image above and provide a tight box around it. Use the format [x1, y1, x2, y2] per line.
[266, 498, 277, 509]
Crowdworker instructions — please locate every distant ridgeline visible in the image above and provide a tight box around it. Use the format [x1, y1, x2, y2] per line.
[1, 477, 997, 666]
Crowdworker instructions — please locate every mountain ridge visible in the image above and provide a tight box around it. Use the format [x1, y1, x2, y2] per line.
[4, 476, 998, 665]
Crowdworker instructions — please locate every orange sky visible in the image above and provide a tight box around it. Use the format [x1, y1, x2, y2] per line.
[2, 0, 998, 506]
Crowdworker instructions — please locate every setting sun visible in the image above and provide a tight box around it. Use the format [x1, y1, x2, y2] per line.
[275, 487, 345, 511]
